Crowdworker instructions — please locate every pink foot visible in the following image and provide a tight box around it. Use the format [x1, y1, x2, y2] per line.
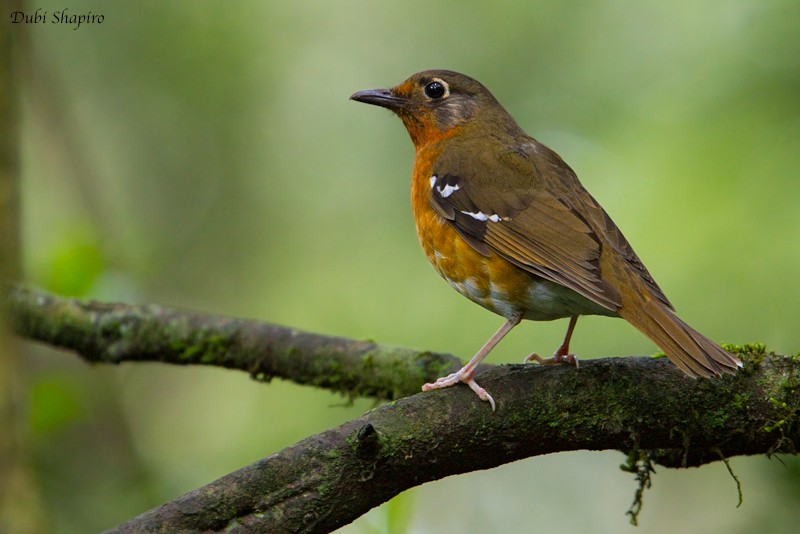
[423, 371, 496, 411]
[525, 351, 579, 369]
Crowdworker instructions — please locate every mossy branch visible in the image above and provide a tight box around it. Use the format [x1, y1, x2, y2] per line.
[5, 285, 465, 400]
[6, 285, 800, 533]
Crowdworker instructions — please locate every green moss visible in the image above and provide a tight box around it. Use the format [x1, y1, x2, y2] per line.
[716, 342, 771, 375]
[702, 407, 732, 430]
[324, 448, 344, 461]
[731, 392, 750, 410]
[168, 329, 230, 364]
[721, 342, 767, 358]
[621, 449, 655, 526]
[417, 351, 456, 378]
[184, 345, 203, 360]
[361, 354, 375, 369]
[763, 397, 793, 433]
[201, 335, 227, 363]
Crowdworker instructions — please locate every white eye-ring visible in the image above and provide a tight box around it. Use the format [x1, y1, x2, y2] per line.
[423, 78, 449, 100]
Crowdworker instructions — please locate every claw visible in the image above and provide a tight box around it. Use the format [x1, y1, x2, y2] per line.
[422, 371, 496, 411]
[466, 379, 496, 411]
[420, 314, 522, 411]
[524, 315, 580, 369]
[525, 351, 579, 369]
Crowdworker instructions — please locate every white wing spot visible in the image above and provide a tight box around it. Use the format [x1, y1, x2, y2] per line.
[437, 183, 460, 198]
[429, 175, 437, 189]
[460, 210, 503, 223]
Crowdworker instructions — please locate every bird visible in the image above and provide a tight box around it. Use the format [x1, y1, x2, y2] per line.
[350, 70, 740, 410]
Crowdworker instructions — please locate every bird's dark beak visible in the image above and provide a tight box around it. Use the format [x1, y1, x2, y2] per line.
[350, 88, 408, 111]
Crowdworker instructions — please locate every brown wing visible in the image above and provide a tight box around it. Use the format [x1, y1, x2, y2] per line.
[593, 204, 673, 309]
[430, 138, 672, 312]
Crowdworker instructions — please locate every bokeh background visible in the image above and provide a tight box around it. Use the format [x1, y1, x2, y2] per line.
[8, 0, 800, 532]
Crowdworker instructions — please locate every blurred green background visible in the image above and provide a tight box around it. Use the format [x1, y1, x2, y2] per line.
[10, 0, 800, 532]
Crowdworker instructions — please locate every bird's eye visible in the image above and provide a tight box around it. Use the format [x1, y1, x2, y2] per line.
[424, 80, 447, 99]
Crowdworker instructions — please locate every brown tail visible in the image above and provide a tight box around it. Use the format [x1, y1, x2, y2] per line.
[619, 299, 741, 377]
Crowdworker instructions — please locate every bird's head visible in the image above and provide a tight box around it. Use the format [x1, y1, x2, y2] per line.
[350, 70, 519, 147]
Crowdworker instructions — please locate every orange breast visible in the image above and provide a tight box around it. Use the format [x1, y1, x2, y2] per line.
[411, 143, 539, 320]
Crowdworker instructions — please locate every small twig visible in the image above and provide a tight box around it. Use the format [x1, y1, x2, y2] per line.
[717, 449, 743, 508]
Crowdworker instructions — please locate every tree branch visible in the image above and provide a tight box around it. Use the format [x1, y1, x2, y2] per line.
[5, 285, 466, 400]
[112, 354, 796, 533]
[6, 286, 799, 533]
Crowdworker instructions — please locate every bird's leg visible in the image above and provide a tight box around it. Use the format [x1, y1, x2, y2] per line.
[525, 315, 579, 368]
[422, 312, 523, 411]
